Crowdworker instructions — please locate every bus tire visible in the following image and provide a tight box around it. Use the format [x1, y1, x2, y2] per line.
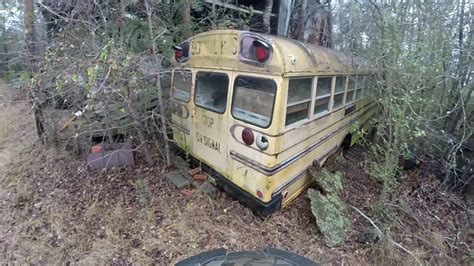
[341, 134, 352, 154]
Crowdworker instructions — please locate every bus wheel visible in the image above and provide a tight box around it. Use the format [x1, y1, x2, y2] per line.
[341, 134, 352, 156]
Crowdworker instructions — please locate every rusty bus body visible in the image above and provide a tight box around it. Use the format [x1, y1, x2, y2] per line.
[170, 30, 377, 216]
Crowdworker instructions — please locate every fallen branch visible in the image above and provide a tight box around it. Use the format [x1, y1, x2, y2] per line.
[350, 205, 422, 266]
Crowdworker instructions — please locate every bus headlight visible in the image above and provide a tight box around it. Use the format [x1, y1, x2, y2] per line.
[256, 134, 268, 150]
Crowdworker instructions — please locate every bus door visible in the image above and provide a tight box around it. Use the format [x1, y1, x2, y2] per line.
[171, 69, 193, 151]
[192, 71, 231, 174]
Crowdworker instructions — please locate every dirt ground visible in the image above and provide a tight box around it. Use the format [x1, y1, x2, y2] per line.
[0, 79, 472, 265]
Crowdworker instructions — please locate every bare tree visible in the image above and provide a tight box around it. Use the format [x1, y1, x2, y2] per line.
[306, 0, 332, 47]
[179, 0, 192, 38]
[288, 0, 332, 46]
[24, 0, 46, 143]
[24, 0, 35, 67]
[291, 0, 306, 40]
[144, 0, 171, 167]
[263, 0, 273, 34]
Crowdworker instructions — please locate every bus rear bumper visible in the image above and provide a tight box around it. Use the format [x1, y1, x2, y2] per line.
[182, 153, 282, 217]
[213, 172, 283, 218]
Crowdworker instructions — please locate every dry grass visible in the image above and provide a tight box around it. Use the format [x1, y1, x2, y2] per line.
[0, 79, 471, 265]
[0, 144, 358, 264]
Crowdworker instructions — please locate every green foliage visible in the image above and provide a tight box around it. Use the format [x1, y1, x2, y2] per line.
[99, 40, 113, 62]
[6, 70, 31, 90]
[86, 65, 99, 92]
[349, 121, 365, 144]
[54, 78, 65, 92]
[215, 8, 252, 30]
[124, 18, 153, 52]
[333, 0, 473, 205]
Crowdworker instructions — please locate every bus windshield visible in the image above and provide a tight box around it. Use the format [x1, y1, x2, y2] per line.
[232, 76, 277, 128]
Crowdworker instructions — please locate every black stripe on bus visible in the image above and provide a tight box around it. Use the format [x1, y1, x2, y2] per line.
[272, 145, 339, 196]
[170, 121, 190, 135]
[229, 104, 377, 176]
[228, 101, 375, 157]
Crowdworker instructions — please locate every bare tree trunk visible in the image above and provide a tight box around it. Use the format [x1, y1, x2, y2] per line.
[1, 16, 8, 72]
[263, 0, 273, 34]
[446, 0, 467, 133]
[118, 0, 126, 43]
[179, 0, 191, 38]
[325, 0, 332, 48]
[24, 0, 36, 67]
[25, 0, 45, 143]
[294, 0, 306, 41]
[307, 1, 332, 47]
[144, 0, 171, 167]
[211, 0, 217, 29]
[306, 7, 325, 45]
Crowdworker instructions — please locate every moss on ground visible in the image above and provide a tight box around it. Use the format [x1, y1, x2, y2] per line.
[308, 169, 351, 247]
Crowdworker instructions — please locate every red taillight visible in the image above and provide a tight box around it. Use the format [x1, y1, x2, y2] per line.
[240, 36, 272, 64]
[256, 189, 264, 199]
[173, 42, 189, 62]
[253, 40, 270, 62]
[175, 49, 183, 59]
[242, 128, 254, 145]
[255, 45, 269, 61]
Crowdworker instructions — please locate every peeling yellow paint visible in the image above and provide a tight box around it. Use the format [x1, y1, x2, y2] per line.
[170, 30, 376, 209]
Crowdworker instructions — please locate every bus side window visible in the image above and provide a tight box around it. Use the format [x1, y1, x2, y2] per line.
[346, 76, 356, 104]
[232, 76, 277, 128]
[355, 76, 364, 100]
[314, 76, 332, 115]
[333, 76, 345, 109]
[285, 78, 312, 126]
[172, 69, 192, 102]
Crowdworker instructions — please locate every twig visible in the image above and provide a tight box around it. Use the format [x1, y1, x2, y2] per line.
[350, 205, 422, 266]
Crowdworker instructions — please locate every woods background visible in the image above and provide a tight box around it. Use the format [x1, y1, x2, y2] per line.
[0, 0, 472, 264]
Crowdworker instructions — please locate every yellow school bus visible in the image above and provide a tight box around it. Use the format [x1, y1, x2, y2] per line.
[170, 30, 377, 217]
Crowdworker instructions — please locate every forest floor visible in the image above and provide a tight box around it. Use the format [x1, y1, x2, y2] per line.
[0, 79, 472, 265]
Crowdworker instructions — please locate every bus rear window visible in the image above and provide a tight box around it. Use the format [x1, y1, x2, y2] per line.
[232, 76, 277, 128]
[195, 72, 229, 113]
[172, 70, 192, 102]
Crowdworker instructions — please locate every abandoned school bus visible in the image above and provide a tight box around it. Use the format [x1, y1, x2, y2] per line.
[170, 30, 377, 217]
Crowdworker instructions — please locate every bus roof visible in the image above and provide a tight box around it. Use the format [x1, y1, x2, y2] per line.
[173, 30, 374, 76]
